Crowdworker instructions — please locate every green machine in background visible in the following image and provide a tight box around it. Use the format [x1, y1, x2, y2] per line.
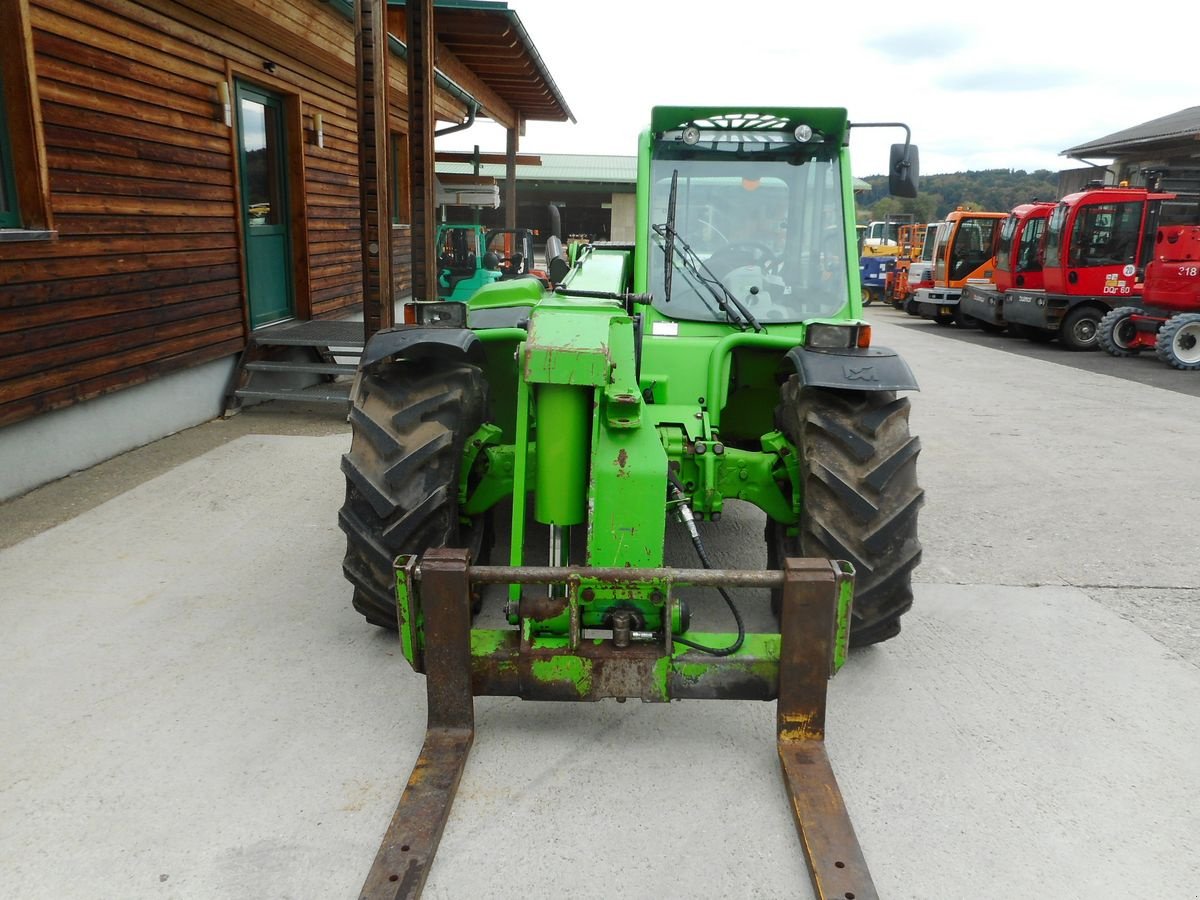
[435, 223, 544, 302]
[343, 107, 924, 900]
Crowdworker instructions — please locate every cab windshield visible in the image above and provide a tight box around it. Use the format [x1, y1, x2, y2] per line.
[648, 148, 848, 323]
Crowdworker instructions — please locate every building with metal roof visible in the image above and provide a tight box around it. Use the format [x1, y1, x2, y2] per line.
[437, 153, 639, 241]
[1060, 106, 1200, 219]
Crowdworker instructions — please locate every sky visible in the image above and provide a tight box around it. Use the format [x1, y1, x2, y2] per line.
[439, 0, 1200, 179]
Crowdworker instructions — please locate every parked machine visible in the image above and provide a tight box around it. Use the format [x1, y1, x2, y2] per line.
[1001, 184, 1174, 350]
[885, 221, 936, 308]
[860, 216, 907, 251]
[1097, 224, 1200, 368]
[858, 214, 913, 305]
[910, 208, 1006, 325]
[434, 224, 546, 303]
[344, 106, 924, 899]
[958, 201, 1055, 333]
[896, 221, 941, 311]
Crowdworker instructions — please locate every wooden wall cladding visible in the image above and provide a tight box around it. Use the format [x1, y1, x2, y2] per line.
[0, 0, 449, 427]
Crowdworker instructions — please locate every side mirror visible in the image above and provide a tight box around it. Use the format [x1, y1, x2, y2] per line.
[889, 143, 919, 199]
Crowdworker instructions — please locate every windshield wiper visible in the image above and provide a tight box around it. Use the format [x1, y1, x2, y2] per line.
[650, 226, 763, 332]
[663, 169, 678, 304]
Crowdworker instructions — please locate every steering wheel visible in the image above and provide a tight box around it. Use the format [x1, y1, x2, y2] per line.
[707, 241, 780, 276]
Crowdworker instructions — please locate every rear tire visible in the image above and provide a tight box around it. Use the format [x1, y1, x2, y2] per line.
[1155, 313, 1200, 370]
[766, 381, 924, 646]
[339, 360, 490, 628]
[1058, 306, 1102, 351]
[953, 306, 978, 329]
[1011, 323, 1054, 343]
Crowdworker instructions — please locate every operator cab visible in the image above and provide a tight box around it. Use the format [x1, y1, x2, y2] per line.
[645, 111, 917, 327]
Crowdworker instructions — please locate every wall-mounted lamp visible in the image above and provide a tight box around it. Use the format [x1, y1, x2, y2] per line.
[216, 80, 231, 127]
[313, 113, 324, 149]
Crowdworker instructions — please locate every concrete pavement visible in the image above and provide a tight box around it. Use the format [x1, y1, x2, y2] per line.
[1, 312, 1198, 899]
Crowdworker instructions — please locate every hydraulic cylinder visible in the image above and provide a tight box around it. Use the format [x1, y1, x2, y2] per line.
[533, 383, 590, 526]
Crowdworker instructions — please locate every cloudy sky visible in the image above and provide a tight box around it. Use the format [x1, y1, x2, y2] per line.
[440, 0, 1200, 178]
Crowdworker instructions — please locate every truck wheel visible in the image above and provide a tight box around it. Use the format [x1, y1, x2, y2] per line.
[1097, 307, 1142, 357]
[1155, 313, 1200, 370]
[1058, 306, 1102, 351]
[977, 322, 1005, 334]
[933, 313, 954, 327]
[339, 360, 490, 628]
[767, 381, 924, 647]
[953, 307, 978, 329]
[1011, 323, 1054, 343]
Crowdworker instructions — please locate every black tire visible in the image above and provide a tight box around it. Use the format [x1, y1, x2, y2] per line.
[953, 306, 978, 329]
[339, 360, 490, 628]
[1010, 323, 1054, 343]
[933, 313, 954, 327]
[1097, 306, 1142, 357]
[977, 321, 1005, 334]
[1058, 305, 1102, 351]
[1155, 313, 1200, 370]
[766, 381, 924, 647]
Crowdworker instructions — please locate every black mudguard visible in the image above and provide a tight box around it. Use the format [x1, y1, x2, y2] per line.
[785, 345, 920, 392]
[359, 326, 485, 372]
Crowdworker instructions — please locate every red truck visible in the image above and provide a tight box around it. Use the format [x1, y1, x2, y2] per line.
[958, 200, 1056, 333]
[1001, 184, 1174, 350]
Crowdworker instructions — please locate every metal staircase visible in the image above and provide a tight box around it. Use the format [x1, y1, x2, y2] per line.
[224, 319, 366, 414]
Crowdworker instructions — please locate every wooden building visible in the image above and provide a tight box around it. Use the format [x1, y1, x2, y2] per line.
[0, 0, 571, 499]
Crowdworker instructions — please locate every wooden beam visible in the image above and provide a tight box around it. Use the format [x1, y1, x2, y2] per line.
[435, 151, 540, 166]
[357, 0, 394, 338]
[504, 119, 518, 230]
[407, 0, 437, 304]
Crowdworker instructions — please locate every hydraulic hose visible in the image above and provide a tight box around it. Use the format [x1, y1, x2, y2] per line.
[667, 473, 745, 657]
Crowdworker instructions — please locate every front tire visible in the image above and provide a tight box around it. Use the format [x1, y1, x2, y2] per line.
[767, 381, 924, 646]
[339, 360, 489, 628]
[1155, 313, 1200, 370]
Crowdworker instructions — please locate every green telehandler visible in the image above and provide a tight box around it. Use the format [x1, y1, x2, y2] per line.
[341, 107, 923, 899]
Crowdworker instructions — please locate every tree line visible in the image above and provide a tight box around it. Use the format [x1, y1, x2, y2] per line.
[856, 169, 1061, 223]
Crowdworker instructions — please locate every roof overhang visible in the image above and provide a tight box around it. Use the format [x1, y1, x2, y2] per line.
[387, 0, 574, 128]
[324, 0, 573, 130]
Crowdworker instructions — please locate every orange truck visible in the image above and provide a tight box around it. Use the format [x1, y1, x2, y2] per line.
[909, 208, 1006, 326]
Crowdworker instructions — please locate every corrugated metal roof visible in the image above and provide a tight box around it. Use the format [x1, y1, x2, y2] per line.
[1064, 106, 1200, 157]
[437, 153, 638, 184]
